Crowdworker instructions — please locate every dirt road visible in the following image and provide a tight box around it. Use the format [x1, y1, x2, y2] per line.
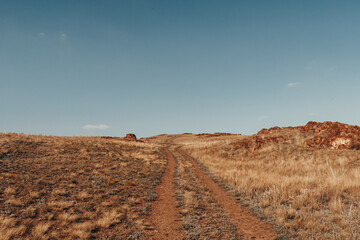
[147, 148, 182, 239]
[147, 145, 277, 239]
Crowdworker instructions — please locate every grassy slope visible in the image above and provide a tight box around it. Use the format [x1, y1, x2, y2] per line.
[0, 133, 166, 239]
[178, 129, 360, 239]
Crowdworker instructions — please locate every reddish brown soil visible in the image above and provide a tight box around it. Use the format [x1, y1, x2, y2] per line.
[147, 148, 182, 239]
[178, 149, 278, 240]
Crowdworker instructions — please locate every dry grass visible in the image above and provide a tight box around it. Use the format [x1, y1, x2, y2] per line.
[0, 133, 167, 239]
[32, 222, 51, 237]
[171, 146, 239, 239]
[4, 187, 16, 195]
[178, 130, 360, 239]
[3, 127, 358, 239]
[96, 209, 125, 228]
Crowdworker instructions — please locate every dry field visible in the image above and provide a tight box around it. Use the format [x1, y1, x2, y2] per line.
[0, 133, 166, 239]
[0, 132, 278, 239]
[2, 121, 359, 239]
[177, 123, 360, 239]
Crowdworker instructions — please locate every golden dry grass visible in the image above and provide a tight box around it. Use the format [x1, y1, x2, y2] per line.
[3, 126, 359, 239]
[0, 133, 167, 239]
[171, 146, 240, 239]
[177, 130, 360, 239]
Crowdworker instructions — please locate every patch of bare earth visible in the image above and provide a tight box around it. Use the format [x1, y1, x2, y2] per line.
[146, 148, 182, 239]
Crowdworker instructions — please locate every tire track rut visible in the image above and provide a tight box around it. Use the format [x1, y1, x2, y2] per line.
[147, 148, 182, 239]
[172, 146, 240, 239]
[177, 148, 277, 240]
[147, 143, 277, 239]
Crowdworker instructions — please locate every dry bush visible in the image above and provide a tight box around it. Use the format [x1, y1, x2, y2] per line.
[96, 209, 125, 228]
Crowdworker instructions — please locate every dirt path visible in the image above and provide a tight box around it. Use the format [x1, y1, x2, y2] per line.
[177, 148, 277, 240]
[147, 148, 182, 240]
[146, 141, 277, 239]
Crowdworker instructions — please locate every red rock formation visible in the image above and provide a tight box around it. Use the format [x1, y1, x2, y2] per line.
[124, 133, 137, 141]
[237, 121, 360, 151]
[257, 127, 281, 135]
[302, 121, 360, 150]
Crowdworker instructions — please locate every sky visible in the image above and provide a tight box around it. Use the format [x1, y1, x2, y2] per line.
[1, 0, 360, 137]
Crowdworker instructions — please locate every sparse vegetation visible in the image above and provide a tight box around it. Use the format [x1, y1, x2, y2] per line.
[0, 133, 166, 239]
[2, 121, 359, 239]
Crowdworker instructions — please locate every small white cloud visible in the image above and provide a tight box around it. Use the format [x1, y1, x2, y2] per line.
[83, 124, 109, 130]
[60, 32, 67, 41]
[287, 82, 300, 88]
[38, 32, 46, 38]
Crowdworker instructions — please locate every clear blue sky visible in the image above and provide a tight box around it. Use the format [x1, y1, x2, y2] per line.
[1, 1, 360, 137]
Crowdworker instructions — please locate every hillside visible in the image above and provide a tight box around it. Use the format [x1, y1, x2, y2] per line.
[176, 121, 360, 239]
[0, 133, 166, 239]
[1, 121, 360, 239]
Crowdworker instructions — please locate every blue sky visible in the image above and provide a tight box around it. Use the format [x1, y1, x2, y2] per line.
[1, 1, 360, 137]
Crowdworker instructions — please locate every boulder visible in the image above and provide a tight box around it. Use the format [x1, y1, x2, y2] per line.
[124, 133, 137, 141]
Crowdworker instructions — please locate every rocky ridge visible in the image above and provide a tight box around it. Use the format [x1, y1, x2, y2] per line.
[232, 121, 360, 150]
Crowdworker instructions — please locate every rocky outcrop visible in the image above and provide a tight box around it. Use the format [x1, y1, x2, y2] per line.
[302, 121, 360, 150]
[124, 133, 137, 141]
[257, 127, 282, 135]
[237, 121, 360, 151]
